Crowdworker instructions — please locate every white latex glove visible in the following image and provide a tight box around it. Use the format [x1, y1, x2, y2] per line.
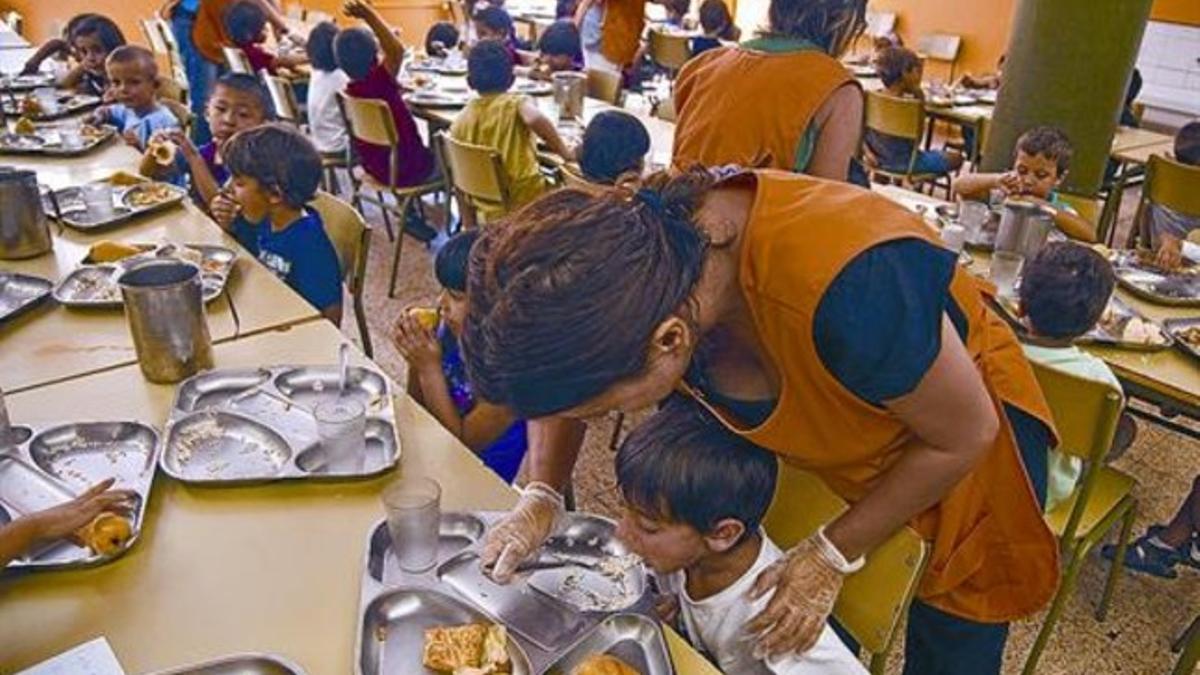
[480, 481, 564, 584]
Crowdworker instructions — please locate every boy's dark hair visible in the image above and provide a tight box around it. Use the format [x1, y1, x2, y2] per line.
[537, 20, 581, 59]
[1175, 121, 1200, 167]
[224, 0, 268, 46]
[333, 27, 379, 81]
[474, 6, 514, 37]
[435, 230, 480, 292]
[875, 46, 921, 88]
[306, 22, 339, 72]
[212, 72, 275, 119]
[699, 0, 737, 40]
[106, 44, 158, 77]
[426, 22, 461, 58]
[579, 111, 650, 184]
[664, 0, 690, 19]
[64, 13, 99, 40]
[224, 123, 322, 208]
[69, 15, 126, 53]
[1019, 242, 1115, 340]
[467, 39, 515, 94]
[617, 396, 778, 536]
[1016, 126, 1073, 175]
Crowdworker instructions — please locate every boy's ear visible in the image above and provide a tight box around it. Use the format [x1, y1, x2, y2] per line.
[703, 518, 746, 554]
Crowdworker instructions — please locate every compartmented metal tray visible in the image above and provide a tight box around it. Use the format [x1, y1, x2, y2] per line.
[544, 614, 674, 675]
[405, 91, 472, 109]
[2, 93, 102, 120]
[1163, 317, 1200, 363]
[0, 124, 114, 156]
[512, 79, 553, 97]
[991, 294, 1172, 352]
[1112, 250, 1200, 307]
[0, 271, 53, 323]
[0, 73, 57, 92]
[162, 365, 401, 484]
[44, 177, 188, 231]
[0, 420, 159, 570]
[149, 653, 307, 674]
[53, 244, 236, 308]
[408, 58, 468, 76]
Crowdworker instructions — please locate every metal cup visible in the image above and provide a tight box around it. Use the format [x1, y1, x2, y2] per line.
[118, 261, 214, 383]
[0, 167, 53, 260]
[552, 71, 586, 122]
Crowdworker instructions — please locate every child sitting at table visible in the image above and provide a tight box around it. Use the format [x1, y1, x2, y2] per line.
[1147, 121, 1200, 269]
[521, 20, 583, 80]
[305, 22, 349, 157]
[223, 0, 308, 76]
[954, 126, 1096, 242]
[959, 54, 1005, 91]
[37, 14, 126, 97]
[616, 396, 867, 675]
[141, 73, 273, 210]
[579, 110, 650, 183]
[451, 40, 573, 223]
[0, 479, 135, 569]
[87, 46, 180, 150]
[473, 6, 522, 60]
[209, 124, 343, 323]
[394, 230, 528, 483]
[20, 14, 98, 79]
[425, 22, 462, 58]
[1016, 242, 1124, 512]
[1104, 472, 1200, 578]
[864, 47, 964, 180]
[690, 0, 739, 57]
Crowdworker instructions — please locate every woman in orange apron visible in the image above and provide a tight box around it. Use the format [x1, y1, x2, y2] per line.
[464, 169, 1061, 674]
[673, 0, 866, 182]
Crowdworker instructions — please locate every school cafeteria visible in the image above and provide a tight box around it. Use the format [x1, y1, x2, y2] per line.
[0, 0, 1197, 673]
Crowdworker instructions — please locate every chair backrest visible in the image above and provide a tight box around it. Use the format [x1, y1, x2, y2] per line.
[263, 74, 302, 124]
[865, 91, 925, 141]
[337, 92, 397, 147]
[654, 95, 676, 122]
[587, 68, 623, 106]
[140, 18, 169, 55]
[1057, 192, 1103, 229]
[437, 131, 511, 212]
[559, 163, 597, 190]
[223, 46, 253, 74]
[648, 29, 692, 71]
[309, 191, 370, 291]
[916, 33, 962, 63]
[864, 10, 897, 38]
[1145, 154, 1200, 218]
[763, 465, 928, 673]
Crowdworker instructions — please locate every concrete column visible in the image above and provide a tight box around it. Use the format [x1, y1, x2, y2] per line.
[982, 0, 1154, 193]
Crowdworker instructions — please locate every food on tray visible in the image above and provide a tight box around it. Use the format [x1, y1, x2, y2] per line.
[125, 183, 176, 208]
[13, 116, 36, 135]
[79, 512, 133, 555]
[149, 139, 177, 165]
[422, 623, 510, 674]
[570, 654, 641, 675]
[88, 240, 147, 263]
[408, 306, 440, 330]
[79, 124, 105, 140]
[20, 95, 44, 116]
[1177, 326, 1200, 349]
[1121, 317, 1166, 346]
[107, 171, 145, 187]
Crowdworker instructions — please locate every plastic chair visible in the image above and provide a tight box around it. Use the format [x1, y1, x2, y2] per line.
[648, 29, 692, 73]
[223, 46, 253, 74]
[1057, 191, 1107, 242]
[337, 92, 444, 298]
[762, 465, 929, 675]
[309, 191, 374, 358]
[1133, 154, 1200, 249]
[436, 131, 513, 225]
[558, 162, 595, 190]
[263, 74, 304, 125]
[915, 33, 962, 80]
[863, 91, 952, 198]
[1021, 362, 1137, 675]
[1172, 615, 1200, 675]
[586, 68, 623, 106]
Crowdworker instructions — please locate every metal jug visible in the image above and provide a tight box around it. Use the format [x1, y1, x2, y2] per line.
[0, 167, 52, 260]
[552, 71, 586, 122]
[995, 199, 1055, 261]
[119, 261, 214, 383]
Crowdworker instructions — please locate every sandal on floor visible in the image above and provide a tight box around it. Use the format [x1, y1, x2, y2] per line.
[1178, 537, 1200, 571]
[1103, 530, 1179, 579]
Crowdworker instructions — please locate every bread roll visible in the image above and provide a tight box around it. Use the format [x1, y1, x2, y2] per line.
[570, 654, 641, 675]
[79, 513, 133, 556]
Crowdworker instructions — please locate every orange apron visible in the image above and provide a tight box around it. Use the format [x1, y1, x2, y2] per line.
[672, 48, 855, 171]
[687, 171, 1060, 622]
[194, 0, 236, 65]
[599, 0, 647, 67]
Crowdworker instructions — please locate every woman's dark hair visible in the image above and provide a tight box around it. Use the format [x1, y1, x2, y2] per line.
[212, 72, 275, 120]
[1019, 242, 1115, 340]
[462, 168, 716, 417]
[435, 230, 480, 292]
[467, 39, 515, 94]
[875, 46, 921, 88]
[537, 21, 582, 59]
[306, 22, 340, 72]
[333, 27, 379, 81]
[1175, 121, 1200, 167]
[618, 395, 778, 535]
[764, 0, 866, 57]
[224, 0, 268, 46]
[579, 111, 651, 184]
[426, 22, 461, 58]
[699, 0, 738, 40]
[474, 6, 514, 37]
[64, 13, 99, 40]
[1016, 126, 1073, 175]
[69, 15, 126, 53]
[224, 123, 322, 208]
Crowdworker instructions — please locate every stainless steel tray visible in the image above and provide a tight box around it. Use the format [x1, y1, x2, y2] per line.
[1163, 318, 1200, 363]
[44, 178, 188, 232]
[149, 653, 307, 674]
[162, 365, 401, 484]
[0, 73, 56, 92]
[2, 93, 101, 120]
[512, 79, 553, 97]
[0, 125, 114, 156]
[1112, 250, 1200, 308]
[53, 244, 236, 308]
[991, 294, 1172, 352]
[0, 271, 53, 323]
[544, 614, 674, 675]
[405, 91, 471, 109]
[0, 420, 159, 570]
[408, 58, 468, 76]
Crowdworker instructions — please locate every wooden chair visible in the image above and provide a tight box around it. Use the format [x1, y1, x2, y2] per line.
[223, 46, 253, 74]
[437, 131, 513, 226]
[337, 92, 445, 298]
[915, 33, 963, 80]
[263, 73, 304, 126]
[1132, 154, 1200, 249]
[763, 465, 928, 675]
[1172, 615, 1200, 675]
[863, 91, 952, 198]
[648, 29, 692, 74]
[309, 191, 374, 358]
[141, 18, 187, 91]
[1021, 362, 1137, 675]
[586, 68, 623, 106]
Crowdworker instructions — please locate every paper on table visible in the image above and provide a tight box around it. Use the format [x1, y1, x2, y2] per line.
[17, 637, 127, 675]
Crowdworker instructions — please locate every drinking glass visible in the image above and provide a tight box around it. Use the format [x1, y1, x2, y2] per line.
[382, 477, 442, 572]
[314, 399, 366, 473]
[942, 223, 967, 253]
[959, 200, 990, 242]
[990, 251, 1025, 298]
[80, 183, 114, 218]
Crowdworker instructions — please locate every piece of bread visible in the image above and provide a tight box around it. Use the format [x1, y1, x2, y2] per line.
[423, 624, 489, 672]
[79, 513, 133, 556]
[13, 116, 36, 135]
[89, 240, 146, 263]
[408, 307, 440, 331]
[570, 654, 641, 675]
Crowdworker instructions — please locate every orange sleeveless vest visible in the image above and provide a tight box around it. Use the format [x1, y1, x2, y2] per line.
[687, 171, 1061, 622]
[600, 0, 646, 67]
[672, 47, 855, 171]
[194, 0, 235, 65]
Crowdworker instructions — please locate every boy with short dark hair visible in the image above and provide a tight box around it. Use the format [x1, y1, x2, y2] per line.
[210, 124, 343, 323]
[691, 0, 739, 56]
[864, 47, 964, 179]
[579, 110, 650, 183]
[616, 397, 867, 675]
[955, 126, 1096, 242]
[305, 21, 350, 155]
[425, 22, 461, 58]
[223, 0, 307, 75]
[87, 45, 179, 150]
[524, 20, 582, 80]
[473, 6, 521, 60]
[1148, 121, 1200, 269]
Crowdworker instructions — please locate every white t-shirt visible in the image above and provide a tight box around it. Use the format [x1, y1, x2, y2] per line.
[306, 68, 351, 154]
[663, 534, 868, 675]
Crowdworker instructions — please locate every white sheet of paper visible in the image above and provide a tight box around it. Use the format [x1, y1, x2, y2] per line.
[17, 637, 126, 675]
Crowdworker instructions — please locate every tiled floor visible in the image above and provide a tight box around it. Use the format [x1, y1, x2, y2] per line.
[340, 185, 1199, 674]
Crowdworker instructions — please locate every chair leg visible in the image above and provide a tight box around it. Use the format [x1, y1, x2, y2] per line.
[387, 197, 411, 298]
[608, 412, 625, 451]
[1097, 502, 1136, 621]
[378, 190, 395, 242]
[1023, 548, 1086, 675]
[355, 291, 373, 358]
[1173, 617, 1200, 675]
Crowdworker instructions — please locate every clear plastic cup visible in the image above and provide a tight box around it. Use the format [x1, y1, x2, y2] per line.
[959, 200, 990, 241]
[990, 251, 1025, 298]
[313, 398, 366, 473]
[80, 183, 115, 217]
[942, 223, 967, 253]
[382, 477, 442, 572]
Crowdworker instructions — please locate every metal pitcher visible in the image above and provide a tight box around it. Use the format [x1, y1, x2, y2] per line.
[119, 262, 213, 383]
[552, 71, 586, 122]
[995, 199, 1055, 261]
[0, 167, 52, 260]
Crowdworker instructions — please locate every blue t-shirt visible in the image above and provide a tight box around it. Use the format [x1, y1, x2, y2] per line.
[98, 103, 180, 150]
[231, 208, 343, 312]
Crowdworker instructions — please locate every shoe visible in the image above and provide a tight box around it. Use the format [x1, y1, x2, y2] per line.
[1103, 527, 1179, 579]
[1179, 536, 1200, 571]
[404, 204, 438, 243]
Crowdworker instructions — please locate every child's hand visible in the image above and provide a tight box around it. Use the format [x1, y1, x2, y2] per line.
[1156, 233, 1184, 270]
[157, 128, 198, 158]
[343, 0, 372, 19]
[210, 191, 241, 228]
[393, 311, 442, 369]
[21, 478, 137, 545]
[121, 129, 141, 148]
[998, 171, 1022, 196]
[653, 592, 680, 625]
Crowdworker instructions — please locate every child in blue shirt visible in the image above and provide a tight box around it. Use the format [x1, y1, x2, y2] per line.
[394, 230, 528, 483]
[210, 124, 343, 324]
[86, 46, 179, 150]
[864, 47, 964, 179]
[1147, 122, 1200, 269]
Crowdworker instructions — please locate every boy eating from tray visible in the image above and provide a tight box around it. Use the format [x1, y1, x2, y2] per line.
[615, 396, 866, 675]
[209, 124, 343, 324]
[86, 45, 180, 151]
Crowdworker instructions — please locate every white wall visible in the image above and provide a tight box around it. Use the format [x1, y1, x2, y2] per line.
[1136, 20, 1200, 129]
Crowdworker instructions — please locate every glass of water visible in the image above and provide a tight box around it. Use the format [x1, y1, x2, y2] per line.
[382, 476, 442, 572]
[313, 398, 366, 473]
[990, 251, 1025, 298]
